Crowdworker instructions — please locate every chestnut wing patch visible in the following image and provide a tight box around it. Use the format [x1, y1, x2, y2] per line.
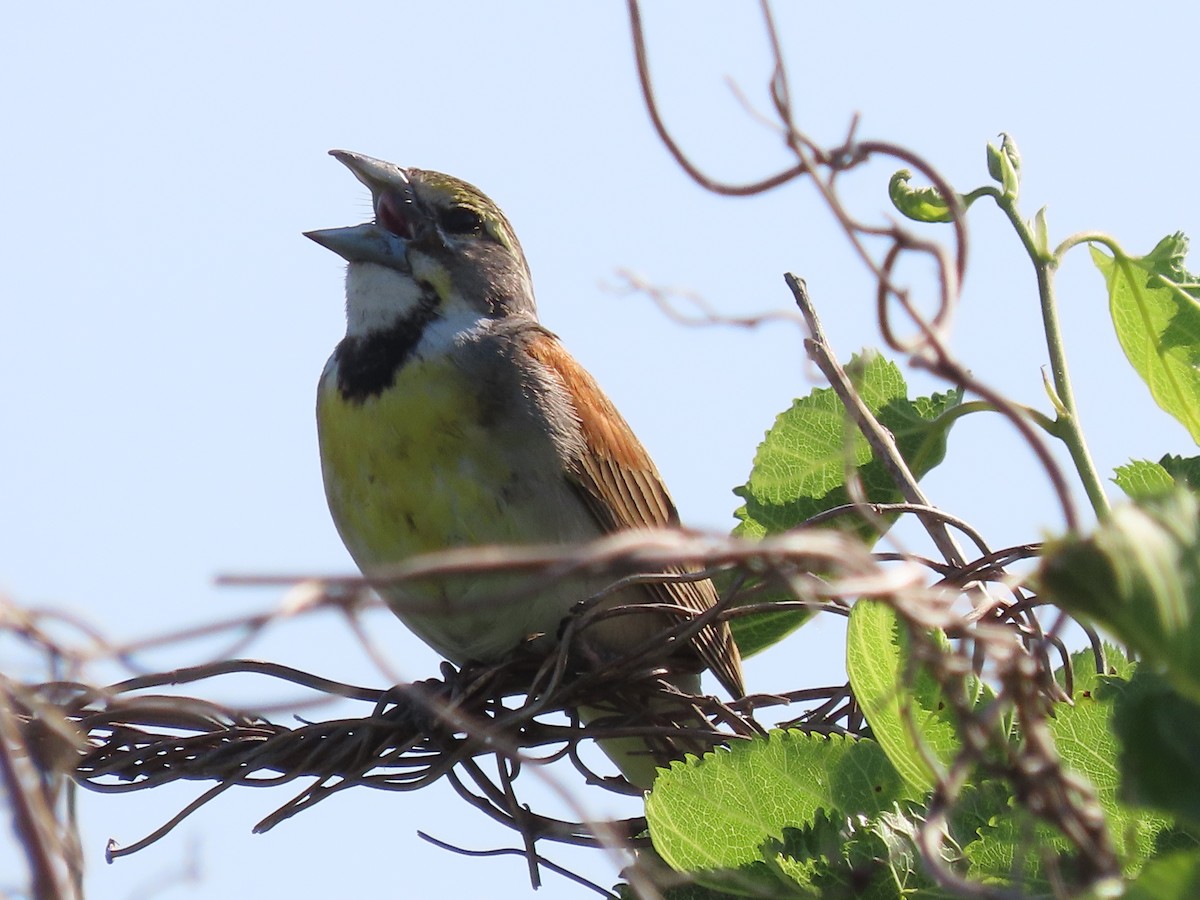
[525, 333, 744, 697]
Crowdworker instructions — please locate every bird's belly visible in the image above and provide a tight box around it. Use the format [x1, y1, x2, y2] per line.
[316, 356, 599, 663]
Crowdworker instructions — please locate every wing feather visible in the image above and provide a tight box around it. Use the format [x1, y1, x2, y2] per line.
[525, 332, 745, 697]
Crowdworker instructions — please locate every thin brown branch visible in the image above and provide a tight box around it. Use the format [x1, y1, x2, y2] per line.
[627, 0, 808, 195]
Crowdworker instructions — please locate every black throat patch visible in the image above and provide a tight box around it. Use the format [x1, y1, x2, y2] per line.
[334, 290, 442, 403]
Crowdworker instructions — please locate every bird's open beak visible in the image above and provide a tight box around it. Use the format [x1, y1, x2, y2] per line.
[327, 149, 410, 195]
[304, 223, 411, 270]
[304, 149, 419, 270]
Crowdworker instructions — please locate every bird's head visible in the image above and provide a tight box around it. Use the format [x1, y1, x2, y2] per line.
[306, 150, 536, 335]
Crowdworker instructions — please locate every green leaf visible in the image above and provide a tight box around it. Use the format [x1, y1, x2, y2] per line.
[769, 806, 959, 898]
[948, 780, 1017, 851]
[721, 602, 809, 661]
[858, 805, 967, 898]
[1115, 455, 1200, 498]
[646, 730, 912, 876]
[1126, 850, 1200, 899]
[1091, 233, 1200, 444]
[770, 812, 883, 898]
[1115, 459, 1176, 498]
[960, 796, 1075, 897]
[732, 351, 961, 539]
[1160, 454, 1200, 489]
[1110, 671, 1200, 830]
[888, 169, 954, 223]
[711, 568, 809, 660]
[1039, 490, 1200, 703]
[1050, 663, 1173, 869]
[613, 876, 747, 900]
[845, 600, 962, 792]
[962, 797, 1071, 893]
[1054, 642, 1136, 694]
[729, 352, 959, 656]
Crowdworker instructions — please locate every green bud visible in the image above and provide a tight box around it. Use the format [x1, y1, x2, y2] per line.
[986, 133, 1021, 200]
[888, 169, 954, 223]
[1031, 206, 1050, 260]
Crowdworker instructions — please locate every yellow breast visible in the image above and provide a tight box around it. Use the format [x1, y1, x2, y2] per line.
[316, 352, 600, 663]
[319, 355, 520, 561]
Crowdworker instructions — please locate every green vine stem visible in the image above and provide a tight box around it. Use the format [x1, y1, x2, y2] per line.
[997, 205, 1114, 522]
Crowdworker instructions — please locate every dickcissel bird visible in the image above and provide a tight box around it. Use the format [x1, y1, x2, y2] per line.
[307, 150, 743, 787]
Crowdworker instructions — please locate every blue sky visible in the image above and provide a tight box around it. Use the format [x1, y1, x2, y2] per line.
[4, 3, 1199, 897]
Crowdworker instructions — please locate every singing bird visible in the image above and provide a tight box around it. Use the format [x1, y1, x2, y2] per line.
[307, 151, 743, 787]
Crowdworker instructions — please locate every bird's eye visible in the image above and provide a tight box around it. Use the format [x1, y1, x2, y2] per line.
[440, 205, 485, 236]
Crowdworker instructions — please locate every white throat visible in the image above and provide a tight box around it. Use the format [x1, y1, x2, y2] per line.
[343, 262, 426, 337]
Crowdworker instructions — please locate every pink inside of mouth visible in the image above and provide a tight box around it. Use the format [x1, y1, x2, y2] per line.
[376, 190, 414, 239]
